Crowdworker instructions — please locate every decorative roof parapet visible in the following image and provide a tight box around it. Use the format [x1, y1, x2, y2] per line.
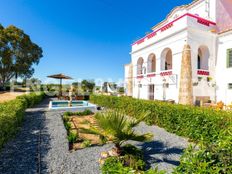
[132, 13, 216, 46]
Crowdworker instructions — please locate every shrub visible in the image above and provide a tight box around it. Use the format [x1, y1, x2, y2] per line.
[67, 132, 78, 143]
[101, 156, 134, 174]
[121, 144, 143, 158]
[121, 144, 145, 170]
[81, 110, 152, 154]
[174, 129, 232, 173]
[121, 154, 145, 171]
[81, 140, 92, 148]
[63, 115, 70, 122]
[90, 95, 231, 143]
[81, 109, 93, 116]
[63, 109, 93, 117]
[64, 122, 71, 131]
[63, 110, 95, 146]
[91, 95, 232, 173]
[0, 92, 45, 149]
[101, 144, 146, 173]
[16, 92, 45, 108]
[102, 156, 166, 174]
[63, 111, 73, 117]
[144, 168, 166, 174]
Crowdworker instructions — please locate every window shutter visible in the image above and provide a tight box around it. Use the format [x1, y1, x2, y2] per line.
[227, 49, 232, 68]
[227, 49, 229, 68]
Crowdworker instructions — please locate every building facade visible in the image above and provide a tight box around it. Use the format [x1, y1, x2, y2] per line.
[124, 0, 232, 105]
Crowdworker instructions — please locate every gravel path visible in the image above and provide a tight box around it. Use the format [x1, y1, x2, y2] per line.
[131, 123, 189, 173]
[0, 99, 189, 174]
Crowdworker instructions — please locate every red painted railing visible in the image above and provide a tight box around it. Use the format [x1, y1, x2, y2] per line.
[147, 73, 156, 77]
[132, 13, 216, 46]
[160, 70, 172, 76]
[161, 23, 173, 32]
[136, 38, 145, 45]
[147, 32, 157, 39]
[197, 19, 210, 26]
[197, 70, 210, 76]
[137, 75, 144, 79]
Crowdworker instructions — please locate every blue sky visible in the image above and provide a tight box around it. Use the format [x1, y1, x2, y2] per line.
[0, 0, 192, 83]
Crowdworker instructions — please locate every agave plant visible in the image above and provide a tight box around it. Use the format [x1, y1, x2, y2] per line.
[81, 110, 153, 154]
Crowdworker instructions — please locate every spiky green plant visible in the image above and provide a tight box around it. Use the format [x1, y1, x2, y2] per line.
[81, 110, 153, 153]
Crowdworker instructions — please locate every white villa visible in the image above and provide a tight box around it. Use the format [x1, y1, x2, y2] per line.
[124, 0, 232, 105]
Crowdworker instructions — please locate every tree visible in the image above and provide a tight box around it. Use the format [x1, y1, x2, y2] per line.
[81, 80, 95, 93]
[102, 82, 117, 93]
[81, 110, 153, 154]
[0, 24, 43, 88]
[118, 87, 125, 93]
[72, 82, 79, 87]
[22, 77, 41, 86]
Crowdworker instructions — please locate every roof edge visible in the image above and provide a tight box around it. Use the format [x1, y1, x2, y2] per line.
[151, 0, 203, 31]
[218, 28, 232, 35]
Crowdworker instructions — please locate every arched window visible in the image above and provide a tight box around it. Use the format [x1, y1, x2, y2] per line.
[147, 54, 156, 73]
[197, 46, 209, 70]
[161, 48, 172, 71]
[137, 57, 144, 75]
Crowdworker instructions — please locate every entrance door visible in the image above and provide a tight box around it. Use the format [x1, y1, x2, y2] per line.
[148, 84, 155, 100]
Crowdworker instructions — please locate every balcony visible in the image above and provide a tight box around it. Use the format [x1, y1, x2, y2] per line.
[137, 74, 144, 79]
[197, 69, 210, 76]
[147, 73, 156, 78]
[160, 70, 173, 76]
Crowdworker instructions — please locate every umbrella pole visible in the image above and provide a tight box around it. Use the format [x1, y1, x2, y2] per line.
[60, 79, 62, 96]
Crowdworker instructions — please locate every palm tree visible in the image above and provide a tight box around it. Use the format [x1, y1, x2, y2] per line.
[81, 110, 153, 154]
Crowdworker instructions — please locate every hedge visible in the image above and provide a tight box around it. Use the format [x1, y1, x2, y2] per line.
[0, 92, 45, 149]
[90, 95, 232, 173]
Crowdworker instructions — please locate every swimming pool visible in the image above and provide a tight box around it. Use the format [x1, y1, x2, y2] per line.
[49, 100, 97, 112]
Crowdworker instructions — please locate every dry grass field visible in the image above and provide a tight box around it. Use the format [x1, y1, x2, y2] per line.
[0, 92, 26, 103]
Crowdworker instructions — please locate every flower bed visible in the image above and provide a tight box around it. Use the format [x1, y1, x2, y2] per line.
[63, 110, 104, 151]
[0, 92, 45, 149]
[90, 95, 232, 173]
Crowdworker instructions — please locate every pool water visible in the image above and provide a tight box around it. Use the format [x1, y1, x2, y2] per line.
[52, 101, 89, 108]
[49, 100, 97, 112]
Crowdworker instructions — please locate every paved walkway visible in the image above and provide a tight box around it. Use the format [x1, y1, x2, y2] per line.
[0, 99, 189, 174]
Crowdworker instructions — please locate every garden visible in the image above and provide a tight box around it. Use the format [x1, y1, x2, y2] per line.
[1, 91, 231, 174]
[62, 108, 175, 174]
[63, 110, 102, 151]
[89, 94, 232, 174]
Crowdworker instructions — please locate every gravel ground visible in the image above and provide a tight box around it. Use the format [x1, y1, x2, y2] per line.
[0, 99, 189, 174]
[0, 99, 48, 174]
[130, 122, 189, 173]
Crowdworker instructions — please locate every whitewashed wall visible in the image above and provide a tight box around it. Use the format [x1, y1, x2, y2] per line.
[187, 27, 216, 102]
[125, 0, 232, 104]
[216, 32, 232, 104]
